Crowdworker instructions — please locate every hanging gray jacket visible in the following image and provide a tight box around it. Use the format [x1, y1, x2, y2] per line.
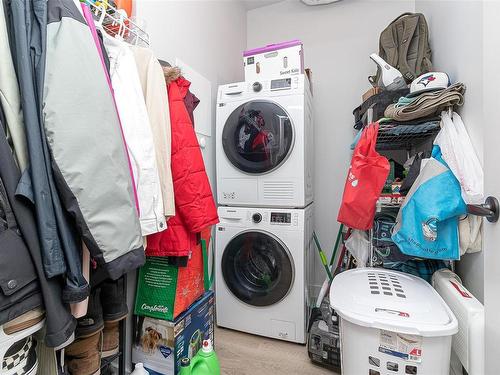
[5, 0, 89, 303]
[44, 0, 144, 278]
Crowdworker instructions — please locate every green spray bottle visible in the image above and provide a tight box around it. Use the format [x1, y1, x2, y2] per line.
[179, 339, 220, 375]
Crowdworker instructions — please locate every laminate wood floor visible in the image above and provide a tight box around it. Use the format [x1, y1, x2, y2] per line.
[216, 326, 339, 375]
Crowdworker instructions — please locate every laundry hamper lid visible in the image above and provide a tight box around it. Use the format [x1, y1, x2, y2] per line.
[329, 269, 458, 337]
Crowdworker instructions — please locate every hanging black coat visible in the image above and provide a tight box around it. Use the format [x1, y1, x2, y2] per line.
[0, 112, 76, 347]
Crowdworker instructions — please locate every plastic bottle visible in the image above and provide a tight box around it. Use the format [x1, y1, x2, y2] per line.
[131, 362, 149, 375]
[179, 358, 192, 375]
[178, 339, 221, 375]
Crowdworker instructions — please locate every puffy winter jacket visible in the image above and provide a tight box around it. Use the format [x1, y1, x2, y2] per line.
[147, 76, 218, 257]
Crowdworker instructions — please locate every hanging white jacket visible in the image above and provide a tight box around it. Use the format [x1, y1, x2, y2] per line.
[103, 35, 166, 235]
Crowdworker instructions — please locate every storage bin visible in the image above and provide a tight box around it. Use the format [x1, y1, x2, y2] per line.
[330, 269, 458, 375]
[243, 40, 304, 82]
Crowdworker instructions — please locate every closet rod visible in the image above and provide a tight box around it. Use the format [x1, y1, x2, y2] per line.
[82, 0, 150, 46]
[467, 196, 499, 223]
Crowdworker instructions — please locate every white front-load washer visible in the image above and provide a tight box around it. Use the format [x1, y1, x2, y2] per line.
[215, 205, 314, 343]
[216, 75, 313, 208]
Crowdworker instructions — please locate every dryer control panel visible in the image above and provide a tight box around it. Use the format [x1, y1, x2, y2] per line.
[270, 78, 292, 91]
[217, 74, 307, 102]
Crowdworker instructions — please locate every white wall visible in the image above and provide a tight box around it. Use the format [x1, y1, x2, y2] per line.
[136, 0, 247, 187]
[481, 1, 500, 371]
[416, 0, 484, 302]
[247, 0, 414, 288]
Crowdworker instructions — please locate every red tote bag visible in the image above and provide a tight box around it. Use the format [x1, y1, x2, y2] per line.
[337, 123, 390, 230]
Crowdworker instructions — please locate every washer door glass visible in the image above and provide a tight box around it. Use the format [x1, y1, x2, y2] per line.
[222, 100, 294, 174]
[222, 231, 294, 307]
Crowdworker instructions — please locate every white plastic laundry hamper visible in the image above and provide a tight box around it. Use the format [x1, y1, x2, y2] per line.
[330, 269, 458, 375]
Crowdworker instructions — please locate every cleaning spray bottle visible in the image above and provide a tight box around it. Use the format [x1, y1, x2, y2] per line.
[179, 339, 220, 375]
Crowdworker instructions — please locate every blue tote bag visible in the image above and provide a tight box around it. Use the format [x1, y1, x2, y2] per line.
[392, 145, 467, 260]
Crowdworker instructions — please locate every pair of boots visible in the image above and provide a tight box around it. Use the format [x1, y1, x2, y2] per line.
[65, 278, 127, 375]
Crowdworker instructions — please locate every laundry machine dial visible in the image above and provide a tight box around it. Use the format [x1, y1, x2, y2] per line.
[252, 82, 263, 92]
[252, 213, 262, 223]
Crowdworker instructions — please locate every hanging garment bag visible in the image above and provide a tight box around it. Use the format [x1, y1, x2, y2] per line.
[338, 123, 390, 230]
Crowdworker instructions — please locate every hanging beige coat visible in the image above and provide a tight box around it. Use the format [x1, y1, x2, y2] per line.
[130, 46, 175, 218]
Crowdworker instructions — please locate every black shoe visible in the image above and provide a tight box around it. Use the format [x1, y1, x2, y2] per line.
[100, 277, 128, 323]
[76, 287, 104, 338]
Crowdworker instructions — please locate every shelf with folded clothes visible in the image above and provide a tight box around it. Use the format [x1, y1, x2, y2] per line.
[376, 82, 466, 149]
[353, 82, 466, 151]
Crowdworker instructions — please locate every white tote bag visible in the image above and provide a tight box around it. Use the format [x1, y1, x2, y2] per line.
[435, 111, 483, 254]
[434, 111, 483, 204]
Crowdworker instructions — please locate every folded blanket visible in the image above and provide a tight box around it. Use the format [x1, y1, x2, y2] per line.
[385, 83, 466, 121]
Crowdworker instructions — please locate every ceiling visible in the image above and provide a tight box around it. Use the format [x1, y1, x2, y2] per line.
[242, 0, 284, 10]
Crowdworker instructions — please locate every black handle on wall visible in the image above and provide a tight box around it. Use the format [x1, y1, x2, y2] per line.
[467, 196, 499, 223]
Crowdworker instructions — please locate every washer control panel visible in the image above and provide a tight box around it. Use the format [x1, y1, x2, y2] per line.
[270, 212, 291, 224]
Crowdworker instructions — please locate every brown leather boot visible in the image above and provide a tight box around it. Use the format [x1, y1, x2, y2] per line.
[65, 330, 102, 375]
[101, 321, 119, 358]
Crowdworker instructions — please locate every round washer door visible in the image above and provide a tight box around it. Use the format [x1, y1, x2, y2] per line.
[221, 230, 294, 307]
[222, 100, 294, 174]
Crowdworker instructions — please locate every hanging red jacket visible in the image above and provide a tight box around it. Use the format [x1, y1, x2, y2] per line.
[146, 76, 219, 257]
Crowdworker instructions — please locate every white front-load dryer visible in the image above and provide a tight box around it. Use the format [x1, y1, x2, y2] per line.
[215, 205, 314, 343]
[216, 75, 313, 208]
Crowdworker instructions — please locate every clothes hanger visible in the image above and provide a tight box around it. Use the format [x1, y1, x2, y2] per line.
[96, 2, 107, 27]
[116, 9, 127, 40]
[158, 59, 172, 68]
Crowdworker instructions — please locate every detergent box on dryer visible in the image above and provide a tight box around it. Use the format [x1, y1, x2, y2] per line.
[132, 291, 215, 375]
[243, 39, 304, 82]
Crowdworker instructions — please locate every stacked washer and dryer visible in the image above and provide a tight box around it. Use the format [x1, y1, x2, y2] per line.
[215, 73, 314, 344]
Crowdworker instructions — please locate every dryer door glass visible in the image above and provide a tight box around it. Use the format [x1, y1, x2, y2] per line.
[222, 231, 294, 307]
[222, 100, 294, 174]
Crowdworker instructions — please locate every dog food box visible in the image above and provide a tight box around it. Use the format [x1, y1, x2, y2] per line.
[243, 39, 304, 82]
[132, 291, 215, 375]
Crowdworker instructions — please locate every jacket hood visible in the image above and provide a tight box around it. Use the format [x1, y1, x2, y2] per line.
[162, 66, 182, 84]
[162, 66, 191, 98]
